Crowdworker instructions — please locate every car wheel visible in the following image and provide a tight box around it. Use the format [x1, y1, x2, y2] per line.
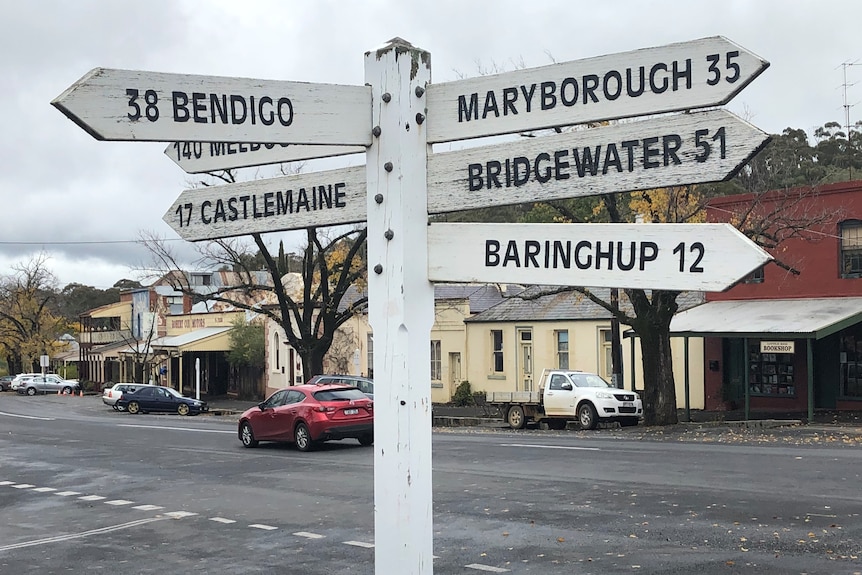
[26, 387, 37, 396]
[507, 405, 526, 430]
[240, 422, 259, 448]
[619, 417, 639, 428]
[358, 433, 373, 447]
[578, 402, 599, 430]
[177, 403, 190, 416]
[294, 422, 314, 452]
[127, 401, 141, 414]
[61, 386, 72, 395]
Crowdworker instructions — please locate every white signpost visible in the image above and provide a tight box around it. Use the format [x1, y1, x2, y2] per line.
[163, 165, 367, 241]
[426, 36, 769, 143]
[52, 68, 372, 145]
[164, 141, 365, 173]
[427, 108, 768, 214]
[428, 222, 772, 291]
[53, 36, 771, 575]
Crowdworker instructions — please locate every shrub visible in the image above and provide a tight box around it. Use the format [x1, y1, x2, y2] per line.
[452, 380, 474, 407]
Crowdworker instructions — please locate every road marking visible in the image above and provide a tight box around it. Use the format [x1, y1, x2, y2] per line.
[210, 517, 236, 524]
[499, 443, 600, 451]
[117, 423, 234, 434]
[55, 491, 80, 496]
[0, 517, 164, 552]
[344, 540, 375, 549]
[12, 484, 35, 489]
[0, 411, 55, 421]
[294, 531, 325, 539]
[31, 487, 57, 493]
[0, 481, 15, 486]
[249, 524, 278, 530]
[164, 511, 198, 519]
[133, 504, 163, 511]
[465, 564, 510, 573]
[79, 495, 105, 501]
[105, 499, 134, 506]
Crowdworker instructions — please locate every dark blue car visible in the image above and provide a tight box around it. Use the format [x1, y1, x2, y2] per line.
[116, 386, 208, 416]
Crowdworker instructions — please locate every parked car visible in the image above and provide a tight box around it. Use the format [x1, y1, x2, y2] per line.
[0, 375, 14, 391]
[10, 373, 41, 392]
[306, 374, 374, 399]
[16, 374, 80, 396]
[102, 383, 155, 411]
[238, 384, 374, 452]
[115, 386, 208, 416]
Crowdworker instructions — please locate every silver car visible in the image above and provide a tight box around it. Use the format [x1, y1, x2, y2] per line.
[16, 374, 80, 396]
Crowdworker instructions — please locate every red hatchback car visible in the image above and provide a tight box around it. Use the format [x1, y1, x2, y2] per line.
[238, 384, 373, 451]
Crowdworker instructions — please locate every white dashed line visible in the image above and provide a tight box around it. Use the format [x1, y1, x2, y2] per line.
[343, 540, 375, 549]
[55, 491, 80, 496]
[499, 443, 600, 451]
[105, 499, 134, 506]
[12, 484, 35, 489]
[31, 487, 57, 493]
[293, 531, 325, 539]
[0, 481, 15, 486]
[164, 511, 198, 519]
[0, 411, 55, 421]
[249, 524, 278, 530]
[210, 517, 236, 524]
[133, 505, 163, 511]
[79, 495, 106, 501]
[465, 564, 510, 573]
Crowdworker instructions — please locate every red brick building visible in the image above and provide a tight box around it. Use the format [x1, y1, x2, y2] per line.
[670, 180, 862, 415]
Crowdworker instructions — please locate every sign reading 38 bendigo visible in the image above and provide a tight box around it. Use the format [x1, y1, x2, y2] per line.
[52, 68, 372, 146]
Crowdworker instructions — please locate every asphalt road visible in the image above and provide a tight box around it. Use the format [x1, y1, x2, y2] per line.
[1, 393, 861, 575]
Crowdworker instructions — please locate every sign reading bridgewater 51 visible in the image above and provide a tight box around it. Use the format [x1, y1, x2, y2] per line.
[427, 108, 768, 214]
[425, 36, 769, 143]
[52, 68, 372, 145]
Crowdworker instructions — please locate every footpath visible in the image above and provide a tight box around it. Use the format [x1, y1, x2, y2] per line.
[203, 396, 862, 436]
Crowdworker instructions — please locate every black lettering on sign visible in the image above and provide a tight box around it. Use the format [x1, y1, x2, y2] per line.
[167, 91, 293, 126]
[484, 239, 662, 271]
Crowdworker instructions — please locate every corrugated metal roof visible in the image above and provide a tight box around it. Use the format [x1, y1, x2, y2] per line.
[155, 327, 231, 348]
[467, 287, 704, 323]
[669, 297, 862, 339]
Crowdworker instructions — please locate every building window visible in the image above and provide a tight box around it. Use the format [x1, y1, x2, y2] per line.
[555, 330, 569, 369]
[491, 330, 504, 372]
[840, 220, 862, 278]
[366, 333, 374, 379]
[272, 332, 280, 372]
[599, 328, 613, 381]
[430, 340, 442, 381]
[744, 266, 764, 283]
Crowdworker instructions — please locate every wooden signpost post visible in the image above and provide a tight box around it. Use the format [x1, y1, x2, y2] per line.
[53, 36, 770, 575]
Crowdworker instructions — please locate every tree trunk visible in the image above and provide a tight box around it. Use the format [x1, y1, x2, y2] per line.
[627, 289, 679, 426]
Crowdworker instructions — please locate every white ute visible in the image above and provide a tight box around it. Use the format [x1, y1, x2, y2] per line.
[487, 369, 643, 430]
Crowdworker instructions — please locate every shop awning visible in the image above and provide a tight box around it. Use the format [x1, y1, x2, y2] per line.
[152, 327, 232, 352]
[669, 297, 862, 340]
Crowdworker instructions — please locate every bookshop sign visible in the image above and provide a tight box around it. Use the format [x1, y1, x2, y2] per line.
[760, 341, 795, 354]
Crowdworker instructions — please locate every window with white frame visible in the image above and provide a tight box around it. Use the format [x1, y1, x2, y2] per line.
[491, 330, 504, 372]
[555, 330, 569, 369]
[841, 220, 862, 278]
[272, 332, 280, 372]
[366, 333, 374, 379]
[430, 340, 442, 381]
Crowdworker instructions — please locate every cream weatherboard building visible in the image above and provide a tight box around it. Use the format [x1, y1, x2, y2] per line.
[264, 284, 706, 410]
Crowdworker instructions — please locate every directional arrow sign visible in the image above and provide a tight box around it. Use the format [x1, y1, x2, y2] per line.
[163, 165, 366, 242]
[427, 222, 772, 291]
[426, 36, 768, 143]
[164, 141, 365, 173]
[427, 108, 768, 215]
[52, 68, 372, 145]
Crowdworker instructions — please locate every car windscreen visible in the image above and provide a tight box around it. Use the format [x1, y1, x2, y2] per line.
[313, 388, 368, 402]
[163, 387, 184, 398]
[570, 373, 612, 388]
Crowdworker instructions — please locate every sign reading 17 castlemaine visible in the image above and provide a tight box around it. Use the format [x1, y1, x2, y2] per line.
[51, 68, 372, 146]
[426, 36, 768, 143]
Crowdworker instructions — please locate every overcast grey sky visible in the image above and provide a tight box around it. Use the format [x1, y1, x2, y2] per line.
[3, 0, 860, 289]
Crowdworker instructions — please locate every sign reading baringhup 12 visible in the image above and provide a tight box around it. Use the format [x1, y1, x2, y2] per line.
[51, 68, 371, 145]
[426, 36, 768, 142]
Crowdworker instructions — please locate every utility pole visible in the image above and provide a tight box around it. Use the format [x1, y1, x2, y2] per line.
[610, 288, 623, 389]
